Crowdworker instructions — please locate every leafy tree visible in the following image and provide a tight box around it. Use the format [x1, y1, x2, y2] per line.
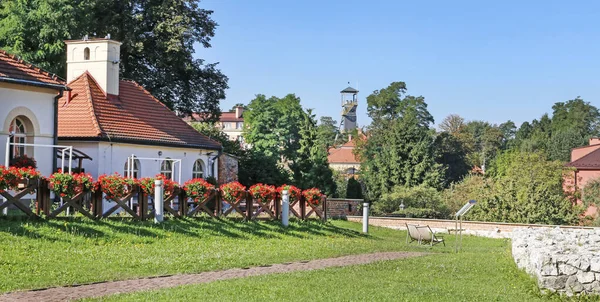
[238, 150, 289, 187]
[435, 132, 469, 185]
[346, 177, 363, 199]
[357, 82, 444, 200]
[316, 116, 338, 149]
[456, 121, 504, 170]
[189, 122, 243, 156]
[229, 103, 247, 112]
[551, 97, 600, 137]
[294, 110, 336, 195]
[438, 114, 464, 135]
[0, 0, 228, 119]
[372, 185, 447, 217]
[466, 151, 581, 225]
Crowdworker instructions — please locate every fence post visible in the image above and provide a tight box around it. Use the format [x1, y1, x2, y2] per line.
[300, 196, 306, 220]
[245, 191, 252, 221]
[274, 192, 280, 220]
[281, 190, 289, 227]
[362, 201, 369, 233]
[92, 189, 103, 218]
[179, 189, 187, 217]
[154, 179, 164, 223]
[322, 195, 327, 222]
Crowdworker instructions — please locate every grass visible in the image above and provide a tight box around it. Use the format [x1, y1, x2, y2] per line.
[0, 217, 422, 293]
[85, 233, 576, 302]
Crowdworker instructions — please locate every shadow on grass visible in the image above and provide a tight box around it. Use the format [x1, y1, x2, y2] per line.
[0, 215, 369, 242]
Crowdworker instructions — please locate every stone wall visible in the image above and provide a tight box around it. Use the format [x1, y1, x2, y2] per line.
[218, 153, 238, 185]
[512, 227, 600, 296]
[327, 199, 362, 218]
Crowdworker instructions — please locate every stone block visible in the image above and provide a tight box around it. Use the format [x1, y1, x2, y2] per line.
[566, 275, 584, 293]
[541, 262, 558, 276]
[558, 264, 578, 275]
[577, 271, 596, 284]
[591, 258, 600, 273]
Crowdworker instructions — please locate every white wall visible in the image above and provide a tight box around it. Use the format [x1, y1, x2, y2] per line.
[0, 83, 57, 176]
[57, 141, 219, 184]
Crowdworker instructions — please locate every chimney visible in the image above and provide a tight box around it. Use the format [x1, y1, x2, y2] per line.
[235, 106, 244, 119]
[590, 138, 600, 146]
[65, 37, 122, 96]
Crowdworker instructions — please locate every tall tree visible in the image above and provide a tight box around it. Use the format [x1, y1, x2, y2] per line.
[316, 116, 338, 148]
[357, 82, 444, 200]
[0, 0, 228, 119]
[438, 114, 465, 135]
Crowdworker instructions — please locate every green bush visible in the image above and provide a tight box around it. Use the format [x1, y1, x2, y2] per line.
[392, 207, 445, 219]
[372, 185, 448, 217]
[346, 177, 363, 199]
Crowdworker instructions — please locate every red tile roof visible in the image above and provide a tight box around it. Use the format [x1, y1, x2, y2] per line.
[58, 72, 222, 150]
[567, 148, 600, 170]
[0, 50, 65, 87]
[328, 140, 360, 164]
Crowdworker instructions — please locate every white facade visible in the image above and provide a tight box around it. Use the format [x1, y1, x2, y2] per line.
[0, 82, 58, 176]
[58, 141, 218, 183]
[65, 39, 121, 95]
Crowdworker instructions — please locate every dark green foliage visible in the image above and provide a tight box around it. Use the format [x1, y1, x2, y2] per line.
[345, 178, 363, 199]
[190, 122, 243, 157]
[357, 82, 444, 200]
[238, 150, 290, 187]
[392, 208, 446, 219]
[372, 185, 447, 216]
[452, 151, 582, 225]
[434, 132, 469, 185]
[582, 177, 600, 208]
[0, 0, 228, 118]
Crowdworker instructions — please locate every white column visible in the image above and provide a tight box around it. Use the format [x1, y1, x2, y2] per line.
[281, 190, 289, 227]
[3, 138, 9, 215]
[362, 202, 369, 233]
[154, 179, 164, 223]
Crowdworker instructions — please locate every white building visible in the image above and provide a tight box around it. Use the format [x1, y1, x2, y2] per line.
[57, 38, 223, 181]
[0, 50, 68, 176]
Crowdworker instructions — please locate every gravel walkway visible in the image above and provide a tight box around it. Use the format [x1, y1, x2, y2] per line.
[0, 251, 424, 302]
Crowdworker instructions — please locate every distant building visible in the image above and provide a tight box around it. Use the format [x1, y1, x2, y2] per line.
[565, 138, 600, 217]
[327, 136, 360, 177]
[184, 106, 246, 147]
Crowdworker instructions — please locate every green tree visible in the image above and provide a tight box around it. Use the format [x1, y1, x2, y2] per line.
[438, 114, 464, 135]
[551, 97, 600, 137]
[294, 110, 336, 195]
[345, 177, 363, 199]
[0, 0, 228, 119]
[357, 82, 444, 200]
[316, 116, 338, 148]
[189, 122, 243, 156]
[435, 132, 469, 185]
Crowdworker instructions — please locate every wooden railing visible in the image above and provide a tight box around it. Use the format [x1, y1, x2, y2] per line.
[1, 181, 327, 222]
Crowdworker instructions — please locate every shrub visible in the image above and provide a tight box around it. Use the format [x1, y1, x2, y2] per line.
[183, 178, 215, 203]
[98, 173, 136, 200]
[277, 184, 301, 202]
[221, 181, 246, 203]
[249, 183, 276, 203]
[9, 155, 37, 169]
[346, 177, 363, 199]
[138, 175, 179, 199]
[372, 185, 446, 216]
[48, 172, 95, 198]
[302, 188, 323, 206]
[393, 207, 445, 219]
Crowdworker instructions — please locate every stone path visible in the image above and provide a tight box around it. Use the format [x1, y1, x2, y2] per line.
[0, 252, 424, 302]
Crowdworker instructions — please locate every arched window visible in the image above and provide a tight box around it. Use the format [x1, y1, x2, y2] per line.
[192, 159, 205, 179]
[9, 117, 26, 159]
[124, 158, 141, 178]
[84, 47, 90, 60]
[160, 158, 173, 180]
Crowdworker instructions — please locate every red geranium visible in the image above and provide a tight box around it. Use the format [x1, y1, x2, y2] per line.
[139, 175, 179, 199]
[183, 178, 215, 203]
[249, 183, 276, 203]
[302, 188, 323, 206]
[277, 184, 301, 202]
[97, 173, 136, 200]
[49, 172, 94, 198]
[0, 165, 42, 192]
[220, 181, 246, 203]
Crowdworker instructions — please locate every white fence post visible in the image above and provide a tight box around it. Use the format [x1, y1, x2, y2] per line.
[154, 179, 164, 223]
[362, 202, 369, 233]
[281, 190, 289, 227]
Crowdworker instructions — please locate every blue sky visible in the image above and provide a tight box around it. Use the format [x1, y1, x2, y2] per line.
[198, 0, 600, 129]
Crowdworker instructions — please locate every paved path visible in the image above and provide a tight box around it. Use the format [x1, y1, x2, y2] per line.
[0, 252, 424, 302]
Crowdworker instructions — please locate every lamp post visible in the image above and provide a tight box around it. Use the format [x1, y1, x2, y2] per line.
[399, 201, 405, 211]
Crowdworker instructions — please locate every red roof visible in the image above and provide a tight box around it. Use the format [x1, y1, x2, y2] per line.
[0, 50, 65, 88]
[567, 148, 600, 170]
[58, 72, 221, 150]
[328, 140, 360, 164]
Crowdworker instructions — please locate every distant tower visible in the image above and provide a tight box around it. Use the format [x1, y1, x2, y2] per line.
[340, 85, 358, 131]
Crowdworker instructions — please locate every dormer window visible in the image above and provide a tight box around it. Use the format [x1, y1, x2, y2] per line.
[84, 47, 90, 60]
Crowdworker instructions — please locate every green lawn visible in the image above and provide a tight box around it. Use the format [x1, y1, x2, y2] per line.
[1, 217, 421, 293]
[84, 232, 574, 302]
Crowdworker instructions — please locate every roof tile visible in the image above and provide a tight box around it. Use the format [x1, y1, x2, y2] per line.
[0, 50, 64, 85]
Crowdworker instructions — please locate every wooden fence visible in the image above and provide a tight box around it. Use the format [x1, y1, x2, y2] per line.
[0, 179, 327, 222]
